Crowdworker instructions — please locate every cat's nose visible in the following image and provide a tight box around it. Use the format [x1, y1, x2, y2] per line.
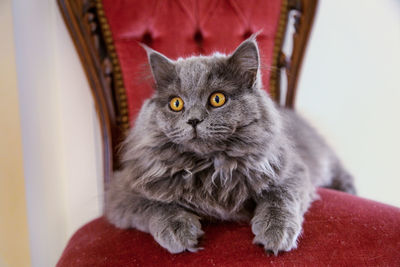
[187, 118, 203, 127]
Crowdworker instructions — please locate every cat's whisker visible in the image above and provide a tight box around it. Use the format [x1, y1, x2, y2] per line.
[166, 128, 185, 139]
[209, 124, 230, 128]
[168, 128, 182, 134]
[206, 127, 231, 130]
[208, 131, 230, 135]
[168, 131, 183, 137]
[207, 131, 231, 135]
[206, 128, 230, 132]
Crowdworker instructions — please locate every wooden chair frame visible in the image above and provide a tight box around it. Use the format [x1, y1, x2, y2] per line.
[57, 0, 318, 188]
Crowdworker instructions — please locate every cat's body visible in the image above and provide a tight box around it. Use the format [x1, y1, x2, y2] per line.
[106, 37, 355, 254]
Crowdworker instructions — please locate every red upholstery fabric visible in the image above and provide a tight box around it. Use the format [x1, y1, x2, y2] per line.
[102, 0, 283, 122]
[57, 188, 400, 266]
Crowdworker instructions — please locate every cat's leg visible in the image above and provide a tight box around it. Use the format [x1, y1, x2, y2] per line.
[106, 181, 203, 254]
[321, 159, 357, 195]
[324, 162, 357, 195]
[251, 163, 315, 255]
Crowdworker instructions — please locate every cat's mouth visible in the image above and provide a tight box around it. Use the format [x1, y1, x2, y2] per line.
[188, 119, 259, 142]
[191, 128, 198, 139]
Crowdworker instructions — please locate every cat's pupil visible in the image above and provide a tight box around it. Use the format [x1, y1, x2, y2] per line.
[175, 100, 179, 107]
[215, 95, 220, 103]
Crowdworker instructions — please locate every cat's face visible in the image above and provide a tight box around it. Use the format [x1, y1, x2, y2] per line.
[145, 38, 266, 154]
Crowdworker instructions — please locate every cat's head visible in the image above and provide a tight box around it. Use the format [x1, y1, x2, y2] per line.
[143, 37, 274, 155]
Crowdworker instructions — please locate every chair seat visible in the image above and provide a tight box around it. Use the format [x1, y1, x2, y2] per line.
[57, 188, 400, 266]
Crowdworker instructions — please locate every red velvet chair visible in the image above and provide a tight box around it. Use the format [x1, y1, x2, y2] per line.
[57, 0, 400, 265]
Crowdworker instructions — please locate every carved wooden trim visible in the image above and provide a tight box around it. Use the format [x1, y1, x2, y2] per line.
[57, 0, 127, 186]
[57, 0, 318, 187]
[94, 0, 130, 132]
[283, 0, 318, 108]
[269, 0, 289, 102]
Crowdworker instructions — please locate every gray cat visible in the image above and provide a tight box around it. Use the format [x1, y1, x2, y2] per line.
[105, 36, 356, 255]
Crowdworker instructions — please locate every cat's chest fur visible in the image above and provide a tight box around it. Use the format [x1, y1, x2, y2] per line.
[138, 151, 275, 221]
[180, 158, 254, 221]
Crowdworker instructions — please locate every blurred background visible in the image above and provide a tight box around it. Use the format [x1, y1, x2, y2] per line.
[1, 0, 399, 266]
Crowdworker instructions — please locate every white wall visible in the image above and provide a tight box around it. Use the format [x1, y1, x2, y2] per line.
[297, 0, 400, 207]
[13, 0, 103, 266]
[0, 0, 31, 266]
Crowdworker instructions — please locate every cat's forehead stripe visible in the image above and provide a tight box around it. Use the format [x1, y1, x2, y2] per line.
[176, 60, 213, 97]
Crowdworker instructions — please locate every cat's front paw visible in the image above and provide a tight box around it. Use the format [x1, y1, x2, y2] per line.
[149, 212, 204, 254]
[251, 214, 301, 255]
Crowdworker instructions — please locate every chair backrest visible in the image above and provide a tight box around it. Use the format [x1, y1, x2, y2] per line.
[58, 0, 317, 187]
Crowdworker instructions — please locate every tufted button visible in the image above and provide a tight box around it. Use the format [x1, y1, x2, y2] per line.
[193, 29, 203, 46]
[242, 29, 253, 40]
[141, 31, 152, 46]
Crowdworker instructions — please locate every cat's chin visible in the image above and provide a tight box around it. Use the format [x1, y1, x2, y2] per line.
[181, 138, 225, 156]
[166, 128, 231, 155]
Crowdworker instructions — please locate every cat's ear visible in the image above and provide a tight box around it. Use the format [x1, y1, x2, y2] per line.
[141, 44, 176, 88]
[228, 36, 260, 88]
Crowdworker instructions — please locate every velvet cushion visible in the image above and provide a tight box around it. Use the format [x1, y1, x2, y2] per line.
[57, 188, 400, 266]
[102, 0, 283, 121]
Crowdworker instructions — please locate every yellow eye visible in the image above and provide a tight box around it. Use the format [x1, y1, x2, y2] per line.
[169, 97, 184, 111]
[209, 92, 226, 107]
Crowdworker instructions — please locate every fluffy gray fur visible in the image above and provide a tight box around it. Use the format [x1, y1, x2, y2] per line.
[105, 37, 356, 255]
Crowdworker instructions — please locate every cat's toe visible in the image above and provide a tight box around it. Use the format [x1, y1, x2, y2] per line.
[151, 213, 204, 254]
[252, 224, 301, 254]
